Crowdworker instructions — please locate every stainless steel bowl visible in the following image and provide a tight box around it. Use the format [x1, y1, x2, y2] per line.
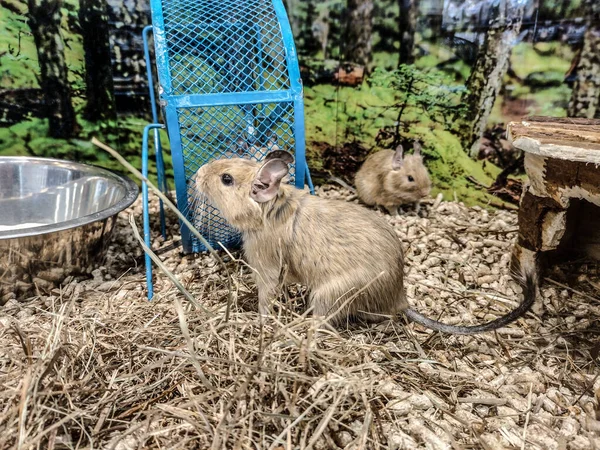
[0, 157, 139, 303]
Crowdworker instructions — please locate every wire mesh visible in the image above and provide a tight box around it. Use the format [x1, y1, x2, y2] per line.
[151, 0, 303, 253]
[179, 102, 296, 251]
[162, 0, 290, 95]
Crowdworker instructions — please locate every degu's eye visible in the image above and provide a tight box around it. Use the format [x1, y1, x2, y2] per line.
[221, 173, 234, 186]
[407, 175, 415, 182]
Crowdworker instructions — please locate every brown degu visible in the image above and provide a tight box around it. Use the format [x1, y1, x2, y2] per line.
[191, 134, 281, 231]
[193, 150, 536, 334]
[355, 142, 432, 215]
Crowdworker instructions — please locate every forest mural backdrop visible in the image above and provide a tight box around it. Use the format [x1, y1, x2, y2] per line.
[1, 0, 599, 206]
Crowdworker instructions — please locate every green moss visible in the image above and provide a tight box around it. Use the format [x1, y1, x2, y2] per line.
[487, 96, 505, 126]
[415, 42, 455, 66]
[0, 115, 173, 188]
[507, 83, 531, 98]
[303, 80, 504, 208]
[0, 4, 39, 89]
[406, 125, 502, 207]
[510, 42, 573, 79]
[413, 43, 470, 81]
[0, 127, 29, 156]
[414, 54, 439, 70]
[527, 85, 570, 115]
[304, 82, 398, 152]
[372, 51, 398, 71]
[9, 118, 48, 139]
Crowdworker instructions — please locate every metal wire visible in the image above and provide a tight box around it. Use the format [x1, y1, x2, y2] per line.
[149, 0, 308, 253]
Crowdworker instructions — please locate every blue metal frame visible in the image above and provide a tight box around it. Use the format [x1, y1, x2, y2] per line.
[149, 0, 192, 253]
[141, 0, 313, 299]
[272, 0, 308, 191]
[142, 123, 166, 299]
[142, 25, 168, 239]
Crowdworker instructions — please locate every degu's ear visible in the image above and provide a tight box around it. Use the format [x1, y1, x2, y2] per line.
[251, 159, 289, 203]
[413, 141, 422, 156]
[264, 150, 294, 165]
[391, 145, 404, 170]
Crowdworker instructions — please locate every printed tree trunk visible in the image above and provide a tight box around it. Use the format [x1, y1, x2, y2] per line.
[27, 0, 76, 139]
[299, 0, 321, 57]
[343, 0, 374, 68]
[79, 0, 116, 122]
[313, 8, 330, 60]
[567, 1, 600, 119]
[105, 0, 152, 113]
[398, 0, 417, 66]
[457, 8, 524, 158]
[559, 0, 570, 18]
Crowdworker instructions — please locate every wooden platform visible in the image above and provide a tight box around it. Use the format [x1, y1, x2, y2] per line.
[507, 117, 600, 274]
[508, 116, 600, 162]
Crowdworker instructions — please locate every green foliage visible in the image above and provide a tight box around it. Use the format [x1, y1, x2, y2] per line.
[0, 4, 39, 89]
[372, 0, 399, 54]
[371, 51, 399, 71]
[510, 42, 573, 80]
[409, 125, 502, 207]
[302, 80, 503, 208]
[0, 126, 29, 156]
[304, 66, 468, 156]
[370, 65, 468, 138]
[304, 82, 396, 151]
[0, 0, 85, 91]
[0, 0, 581, 210]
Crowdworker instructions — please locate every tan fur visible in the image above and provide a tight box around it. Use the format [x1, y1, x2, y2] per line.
[191, 140, 280, 233]
[247, 142, 280, 161]
[194, 158, 408, 325]
[355, 149, 432, 214]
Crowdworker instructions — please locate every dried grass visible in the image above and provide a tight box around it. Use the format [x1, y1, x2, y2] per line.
[1, 187, 600, 450]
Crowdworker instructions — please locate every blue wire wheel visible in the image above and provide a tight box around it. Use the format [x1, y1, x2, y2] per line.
[149, 0, 308, 253]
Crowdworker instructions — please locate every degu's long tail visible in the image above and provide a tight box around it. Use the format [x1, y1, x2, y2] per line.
[403, 261, 538, 335]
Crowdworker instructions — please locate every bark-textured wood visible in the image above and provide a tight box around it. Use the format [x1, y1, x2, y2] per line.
[507, 117, 600, 163]
[334, 64, 365, 86]
[312, 7, 330, 59]
[105, 0, 151, 112]
[343, 0, 373, 69]
[516, 190, 563, 252]
[79, 0, 116, 122]
[508, 116, 600, 276]
[398, 0, 417, 66]
[457, 9, 524, 158]
[567, 0, 600, 119]
[299, 0, 322, 57]
[27, 0, 76, 138]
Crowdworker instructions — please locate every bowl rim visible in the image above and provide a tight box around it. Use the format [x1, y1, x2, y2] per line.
[0, 156, 139, 240]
